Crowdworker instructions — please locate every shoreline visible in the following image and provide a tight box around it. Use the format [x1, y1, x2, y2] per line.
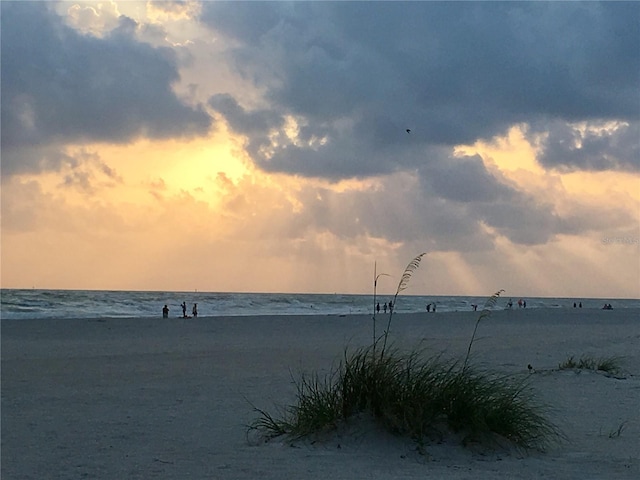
[2, 309, 639, 479]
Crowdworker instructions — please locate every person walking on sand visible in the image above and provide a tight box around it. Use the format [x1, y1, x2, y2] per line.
[192, 303, 198, 318]
[383, 302, 387, 314]
[376, 302, 380, 314]
[162, 305, 169, 318]
[181, 302, 187, 318]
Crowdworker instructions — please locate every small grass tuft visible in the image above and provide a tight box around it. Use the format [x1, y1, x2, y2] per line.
[558, 354, 623, 375]
[608, 421, 627, 439]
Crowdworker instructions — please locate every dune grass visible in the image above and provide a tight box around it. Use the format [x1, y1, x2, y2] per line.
[251, 344, 559, 450]
[558, 354, 623, 375]
[250, 255, 560, 451]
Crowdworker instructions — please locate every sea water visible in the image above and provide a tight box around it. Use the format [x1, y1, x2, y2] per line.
[1, 289, 638, 320]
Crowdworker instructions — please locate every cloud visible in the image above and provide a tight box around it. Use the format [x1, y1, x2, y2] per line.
[201, 1, 639, 179]
[533, 121, 640, 172]
[0, 2, 211, 175]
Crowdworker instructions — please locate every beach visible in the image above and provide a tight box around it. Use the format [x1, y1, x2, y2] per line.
[2, 309, 639, 479]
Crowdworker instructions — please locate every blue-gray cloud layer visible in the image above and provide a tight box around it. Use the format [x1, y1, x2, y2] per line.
[202, 1, 639, 176]
[1, 1, 211, 175]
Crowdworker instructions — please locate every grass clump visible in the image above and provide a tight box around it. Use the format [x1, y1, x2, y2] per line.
[250, 255, 560, 451]
[558, 355, 623, 375]
[251, 345, 559, 450]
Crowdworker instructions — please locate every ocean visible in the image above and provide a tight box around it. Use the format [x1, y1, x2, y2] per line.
[1, 289, 638, 320]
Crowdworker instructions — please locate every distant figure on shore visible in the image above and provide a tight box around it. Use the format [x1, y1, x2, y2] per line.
[518, 299, 523, 308]
[579, 302, 582, 308]
[573, 302, 577, 308]
[389, 300, 394, 313]
[162, 305, 169, 318]
[383, 302, 387, 313]
[432, 303, 436, 312]
[507, 299, 513, 309]
[471, 304, 478, 311]
[602, 303, 613, 310]
[376, 302, 380, 314]
[181, 302, 187, 318]
[523, 300, 527, 308]
[192, 303, 198, 317]
[426, 303, 431, 312]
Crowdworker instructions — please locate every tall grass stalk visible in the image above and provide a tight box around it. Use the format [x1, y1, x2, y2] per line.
[379, 253, 426, 358]
[463, 289, 504, 370]
[372, 261, 390, 358]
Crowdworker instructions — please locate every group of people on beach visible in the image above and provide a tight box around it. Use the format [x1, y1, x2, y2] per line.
[505, 298, 527, 309]
[162, 302, 198, 318]
[375, 300, 394, 314]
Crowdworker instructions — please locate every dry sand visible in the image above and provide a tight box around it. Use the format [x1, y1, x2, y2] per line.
[2, 308, 639, 479]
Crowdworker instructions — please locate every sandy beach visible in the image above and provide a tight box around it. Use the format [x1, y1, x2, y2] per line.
[2, 308, 639, 479]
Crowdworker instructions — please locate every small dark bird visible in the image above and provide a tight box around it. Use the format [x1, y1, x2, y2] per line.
[406, 129, 411, 134]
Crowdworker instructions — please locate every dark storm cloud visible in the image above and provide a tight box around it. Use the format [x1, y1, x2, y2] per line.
[201, 1, 639, 177]
[424, 155, 516, 204]
[535, 121, 640, 172]
[1, 2, 211, 175]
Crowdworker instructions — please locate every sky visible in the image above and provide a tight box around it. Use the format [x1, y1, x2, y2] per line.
[1, 1, 639, 298]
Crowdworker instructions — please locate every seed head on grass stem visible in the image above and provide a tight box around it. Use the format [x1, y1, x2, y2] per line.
[463, 289, 504, 371]
[380, 253, 426, 358]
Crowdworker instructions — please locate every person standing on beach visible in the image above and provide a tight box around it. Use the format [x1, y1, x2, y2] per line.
[192, 303, 198, 317]
[376, 302, 380, 314]
[181, 302, 187, 318]
[383, 302, 387, 313]
[162, 305, 169, 318]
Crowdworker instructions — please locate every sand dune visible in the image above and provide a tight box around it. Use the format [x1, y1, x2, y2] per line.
[2, 309, 639, 479]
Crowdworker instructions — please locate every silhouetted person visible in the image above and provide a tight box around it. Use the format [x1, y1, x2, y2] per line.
[162, 305, 169, 318]
[181, 302, 187, 318]
[383, 302, 387, 313]
[192, 303, 198, 317]
[426, 304, 431, 312]
[376, 302, 380, 314]
[579, 302, 582, 308]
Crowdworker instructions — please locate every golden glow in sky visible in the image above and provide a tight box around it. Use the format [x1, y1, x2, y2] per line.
[2, 1, 638, 298]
